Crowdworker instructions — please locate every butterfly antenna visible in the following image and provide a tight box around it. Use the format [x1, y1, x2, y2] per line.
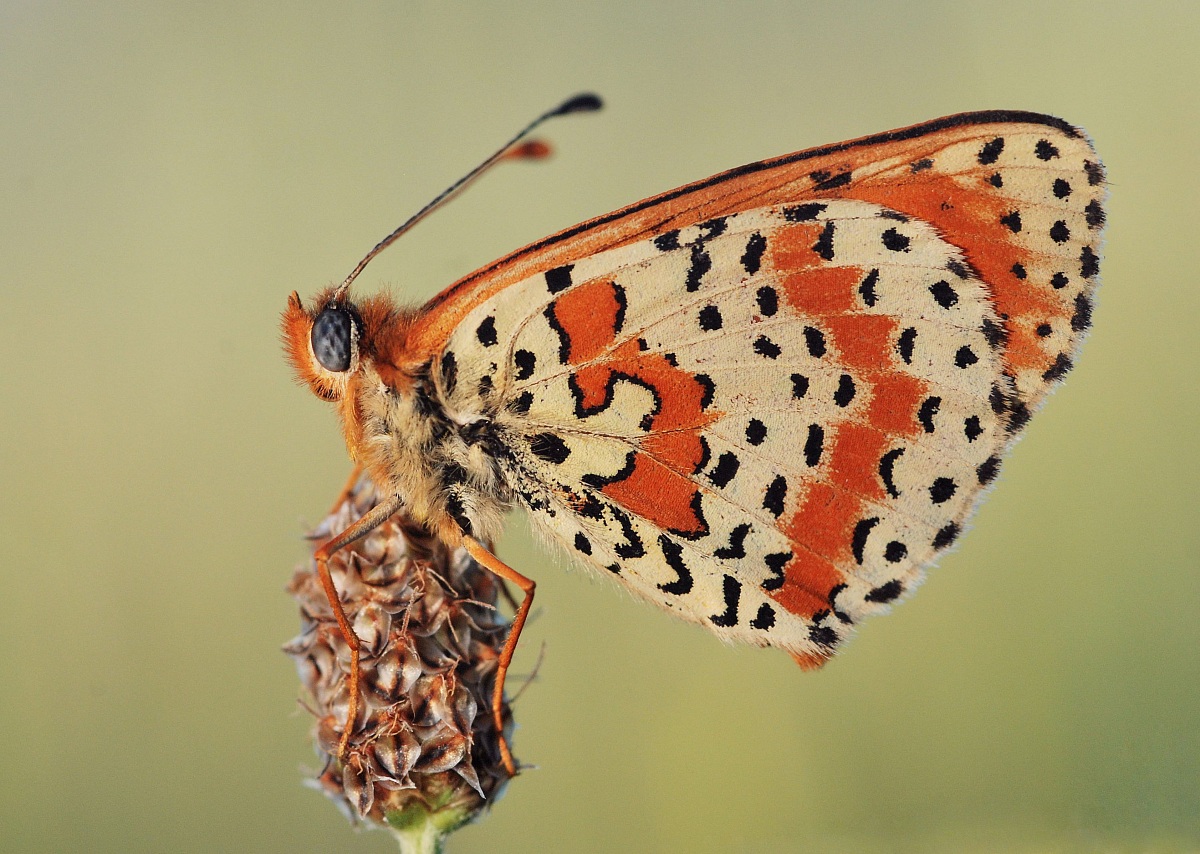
[335, 93, 603, 298]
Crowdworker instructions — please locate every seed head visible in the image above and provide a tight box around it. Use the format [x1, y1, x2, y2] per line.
[284, 476, 515, 848]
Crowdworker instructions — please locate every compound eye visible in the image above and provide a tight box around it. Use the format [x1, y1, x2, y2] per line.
[311, 306, 354, 372]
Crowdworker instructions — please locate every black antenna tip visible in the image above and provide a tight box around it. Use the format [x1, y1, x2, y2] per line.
[552, 93, 603, 116]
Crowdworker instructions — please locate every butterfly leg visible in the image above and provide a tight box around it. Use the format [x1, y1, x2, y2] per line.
[485, 537, 521, 612]
[327, 463, 365, 515]
[461, 536, 534, 776]
[313, 492, 405, 760]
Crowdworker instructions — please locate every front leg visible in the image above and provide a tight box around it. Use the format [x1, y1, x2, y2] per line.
[313, 492, 406, 759]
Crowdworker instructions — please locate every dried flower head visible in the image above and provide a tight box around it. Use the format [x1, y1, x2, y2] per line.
[284, 475, 515, 849]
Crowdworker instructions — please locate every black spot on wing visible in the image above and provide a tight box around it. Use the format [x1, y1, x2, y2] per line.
[865, 579, 903, 603]
[528, 432, 570, 464]
[508, 391, 533, 415]
[833, 374, 856, 407]
[813, 220, 835, 260]
[698, 304, 723, 331]
[543, 303, 571, 364]
[929, 280, 958, 309]
[1035, 139, 1060, 160]
[756, 285, 778, 317]
[929, 477, 957, 504]
[745, 419, 767, 446]
[783, 203, 826, 222]
[581, 449, 637, 488]
[609, 504, 646, 559]
[545, 264, 574, 294]
[1007, 400, 1031, 433]
[851, 517, 879, 565]
[803, 326, 826, 357]
[754, 336, 782, 359]
[932, 522, 960, 550]
[858, 269, 879, 307]
[1080, 246, 1100, 279]
[978, 137, 1004, 165]
[714, 523, 752, 560]
[879, 448, 905, 498]
[955, 346, 979, 369]
[897, 327, 917, 364]
[918, 396, 941, 433]
[654, 230, 681, 251]
[741, 232, 767, 274]
[685, 243, 711, 292]
[1042, 352, 1073, 381]
[514, 349, 536, 381]
[763, 475, 787, 518]
[708, 452, 740, 489]
[881, 228, 910, 252]
[693, 435, 711, 476]
[658, 536, 694, 595]
[946, 259, 971, 279]
[475, 316, 497, 347]
[977, 455, 1002, 485]
[750, 602, 776, 630]
[809, 619, 838, 649]
[980, 319, 1007, 349]
[710, 575, 742, 627]
[762, 551, 790, 591]
[1000, 210, 1022, 233]
[1071, 293, 1094, 331]
[964, 415, 983, 442]
[804, 424, 824, 467]
[695, 373, 715, 410]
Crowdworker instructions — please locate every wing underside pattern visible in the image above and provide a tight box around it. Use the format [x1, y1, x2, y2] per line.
[433, 119, 1104, 664]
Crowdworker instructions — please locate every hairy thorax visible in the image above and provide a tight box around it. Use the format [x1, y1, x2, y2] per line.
[350, 358, 515, 545]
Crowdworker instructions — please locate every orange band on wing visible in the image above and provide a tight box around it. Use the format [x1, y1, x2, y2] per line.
[548, 278, 625, 365]
[600, 452, 707, 538]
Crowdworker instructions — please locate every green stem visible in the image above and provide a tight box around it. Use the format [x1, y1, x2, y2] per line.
[389, 813, 445, 854]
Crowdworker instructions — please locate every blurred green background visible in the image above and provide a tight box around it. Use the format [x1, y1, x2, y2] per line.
[2, 3, 1197, 852]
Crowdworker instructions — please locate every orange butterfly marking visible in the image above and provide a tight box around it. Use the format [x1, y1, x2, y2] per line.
[548, 277, 718, 538]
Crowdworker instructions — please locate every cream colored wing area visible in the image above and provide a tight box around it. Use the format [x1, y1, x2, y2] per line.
[437, 202, 1018, 658]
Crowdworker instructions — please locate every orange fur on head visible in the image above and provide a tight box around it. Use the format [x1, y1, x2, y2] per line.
[282, 287, 426, 465]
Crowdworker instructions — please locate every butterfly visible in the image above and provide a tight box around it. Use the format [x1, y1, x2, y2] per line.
[282, 94, 1105, 775]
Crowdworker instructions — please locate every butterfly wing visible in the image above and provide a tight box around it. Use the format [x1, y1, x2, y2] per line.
[425, 112, 1105, 665]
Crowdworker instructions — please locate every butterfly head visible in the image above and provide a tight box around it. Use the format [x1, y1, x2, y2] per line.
[283, 286, 424, 403]
[282, 288, 366, 402]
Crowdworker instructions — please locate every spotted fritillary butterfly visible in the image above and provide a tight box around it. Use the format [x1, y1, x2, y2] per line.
[283, 95, 1105, 772]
